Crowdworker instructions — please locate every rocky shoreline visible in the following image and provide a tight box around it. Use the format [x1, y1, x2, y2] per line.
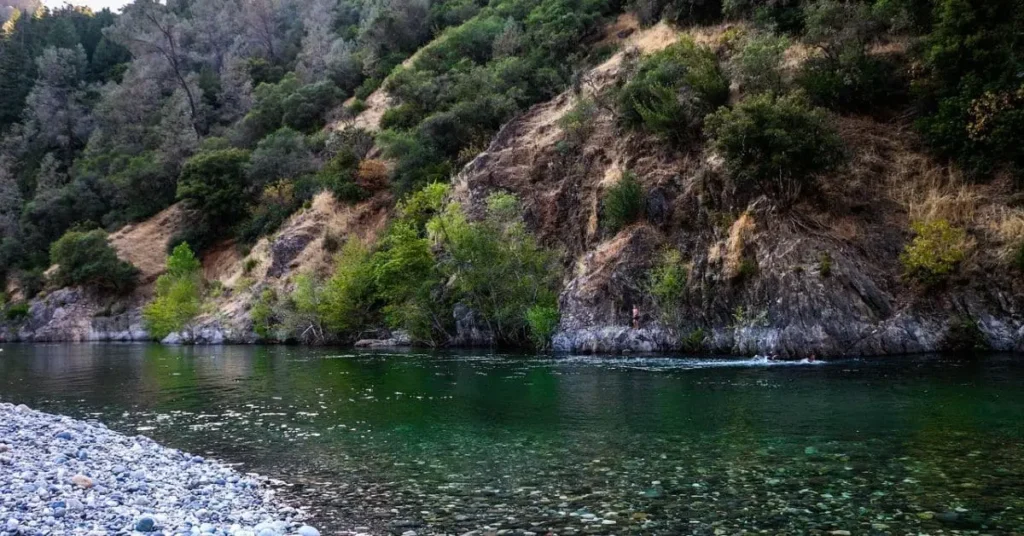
[0, 403, 321, 536]
[3, 286, 1024, 357]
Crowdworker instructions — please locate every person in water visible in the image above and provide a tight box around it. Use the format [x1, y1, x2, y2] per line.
[632, 304, 640, 330]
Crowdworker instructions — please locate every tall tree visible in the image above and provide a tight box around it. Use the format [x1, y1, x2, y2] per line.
[22, 46, 93, 164]
[106, 0, 202, 134]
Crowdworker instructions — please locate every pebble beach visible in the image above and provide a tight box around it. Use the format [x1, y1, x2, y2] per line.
[0, 403, 321, 536]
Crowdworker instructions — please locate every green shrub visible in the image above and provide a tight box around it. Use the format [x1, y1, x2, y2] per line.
[916, 0, 1024, 176]
[648, 249, 688, 326]
[525, 304, 560, 350]
[247, 128, 314, 188]
[250, 288, 279, 340]
[900, 219, 966, 285]
[729, 32, 789, 96]
[427, 192, 561, 346]
[736, 257, 758, 280]
[706, 93, 845, 202]
[724, 0, 805, 34]
[797, 53, 905, 112]
[143, 243, 204, 340]
[603, 171, 645, 232]
[319, 239, 377, 338]
[558, 97, 598, 148]
[50, 230, 138, 293]
[380, 103, 425, 131]
[680, 327, 706, 353]
[818, 251, 833, 277]
[281, 81, 341, 133]
[177, 149, 252, 226]
[941, 315, 989, 355]
[5, 302, 29, 321]
[346, 98, 368, 116]
[354, 77, 381, 101]
[242, 258, 259, 275]
[618, 38, 728, 145]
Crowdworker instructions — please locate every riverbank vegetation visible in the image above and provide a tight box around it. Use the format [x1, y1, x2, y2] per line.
[251, 187, 560, 347]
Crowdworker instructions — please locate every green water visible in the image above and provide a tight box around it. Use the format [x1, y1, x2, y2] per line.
[1, 344, 1023, 535]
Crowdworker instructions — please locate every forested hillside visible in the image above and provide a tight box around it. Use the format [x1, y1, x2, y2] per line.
[1, 0, 1022, 354]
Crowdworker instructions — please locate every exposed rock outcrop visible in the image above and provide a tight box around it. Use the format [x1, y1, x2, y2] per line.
[0, 288, 147, 342]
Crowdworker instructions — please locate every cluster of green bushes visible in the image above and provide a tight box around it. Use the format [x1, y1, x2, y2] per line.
[603, 171, 646, 232]
[251, 186, 561, 348]
[617, 38, 728, 146]
[49, 229, 138, 293]
[143, 243, 204, 340]
[899, 218, 966, 285]
[0, 0, 485, 294]
[706, 93, 845, 201]
[375, 0, 618, 192]
[647, 248, 688, 327]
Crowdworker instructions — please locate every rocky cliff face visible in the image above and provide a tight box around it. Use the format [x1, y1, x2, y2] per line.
[448, 25, 1024, 357]
[0, 288, 147, 342]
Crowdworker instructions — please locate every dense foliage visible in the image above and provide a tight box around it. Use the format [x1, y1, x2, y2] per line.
[617, 38, 728, 145]
[900, 218, 966, 285]
[49, 229, 137, 292]
[0, 0, 486, 291]
[143, 242, 203, 339]
[255, 186, 561, 348]
[602, 170, 645, 232]
[706, 93, 845, 201]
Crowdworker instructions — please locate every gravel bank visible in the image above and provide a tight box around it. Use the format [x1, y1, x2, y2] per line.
[0, 403, 321, 536]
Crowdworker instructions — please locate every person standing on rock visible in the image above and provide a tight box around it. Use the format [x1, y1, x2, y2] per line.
[632, 304, 641, 330]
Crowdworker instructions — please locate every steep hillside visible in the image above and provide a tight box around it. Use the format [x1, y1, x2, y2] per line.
[449, 24, 1024, 356]
[3, 2, 1023, 357]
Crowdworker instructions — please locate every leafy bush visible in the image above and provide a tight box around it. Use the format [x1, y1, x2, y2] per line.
[558, 97, 598, 148]
[603, 171, 645, 232]
[319, 239, 377, 338]
[525, 304, 560, 349]
[250, 288, 279, 340]
[143, 243, 203, 340]
[50, 230, 138, 293]
[247, 128, 315, 189]
[648, 249, 688, 326]
[728, 32, 789, 96]
[282, 81, 341, 133]
[372, 186, 451, 344]
[724, 0, 805, 34]
[797, 52, 905, 112]
[900, 219, 966, 285]
[680, 327, 706, 353]
[706, 93, 845, 202]
[5, 302, 30, 321]
[317, 148, 366, 203]
[818, 251, 833, 277]
[941, 315, 989, 355]
[426, 191, 561, 346]
[618, 38, 728, 145]
[629, 0, 724, 27]
[177, 148, 252, 229]
[916, 0, 1024, 175]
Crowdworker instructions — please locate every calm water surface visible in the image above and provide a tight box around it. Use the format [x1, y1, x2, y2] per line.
[1, 344, 1022, 535]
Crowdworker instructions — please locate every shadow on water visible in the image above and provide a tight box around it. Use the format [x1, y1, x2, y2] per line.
[1, 343, 1022, 534]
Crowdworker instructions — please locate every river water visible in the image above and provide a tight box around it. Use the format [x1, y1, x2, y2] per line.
[1, 343, 1022, 535]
